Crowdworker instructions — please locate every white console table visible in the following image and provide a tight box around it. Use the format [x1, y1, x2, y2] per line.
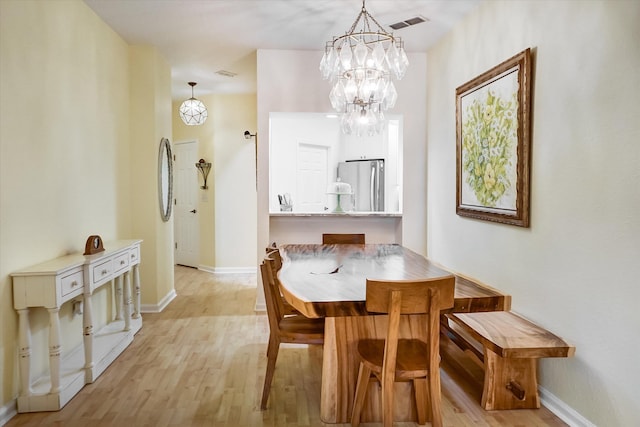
[11, 239, 143, 412]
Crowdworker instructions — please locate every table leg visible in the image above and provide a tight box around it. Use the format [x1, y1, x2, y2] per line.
[123, 271, 131, 331]
[320, 318, 341, 423]
[132, 264, 141, 319]
[83, 292, 94, 372]
[47, 308, 61, 394]
[17, 308, 32, 396]
[114, 275, 123, 320]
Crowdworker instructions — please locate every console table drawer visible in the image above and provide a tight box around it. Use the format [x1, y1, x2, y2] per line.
[129, 245, 140, 264]
[113, 251, 130, 274]
[61, 270, 84, 297]
[92, 259, 113, 285]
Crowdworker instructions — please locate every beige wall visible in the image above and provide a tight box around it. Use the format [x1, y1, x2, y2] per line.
[0, 0, 129, 412]
[173, 93, 257, 271]
[426, 1, 640, 425]
[129, 46, 175, 307]
[0, 0, 174, 417]
[211, 94, 258, 270]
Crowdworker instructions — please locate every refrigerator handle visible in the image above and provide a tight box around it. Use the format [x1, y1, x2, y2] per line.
[370, 166, 375, 211]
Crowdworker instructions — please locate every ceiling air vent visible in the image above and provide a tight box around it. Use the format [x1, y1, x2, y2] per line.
[215, 70, 237, 77]
[389, 15, 428, 30]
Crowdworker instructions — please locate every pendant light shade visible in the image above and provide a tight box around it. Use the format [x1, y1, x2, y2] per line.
[179, 82, 208, 126]
[320, 0, 409, 137]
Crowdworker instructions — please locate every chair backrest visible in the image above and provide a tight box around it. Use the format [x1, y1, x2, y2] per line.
[260, 257, 284, 332]
[365, 277, 455, 382]
[266, 249, 282, 273]
[322, 233, 365, 244]
[365, 277, 455, 314]
[265, 241, 277, 253]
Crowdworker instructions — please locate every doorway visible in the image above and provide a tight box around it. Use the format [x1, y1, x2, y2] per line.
[173, 140, 199, 267]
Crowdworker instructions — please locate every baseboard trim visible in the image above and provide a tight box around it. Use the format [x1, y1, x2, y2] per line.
[198, 265, 257, 275]
[540, 385, 594, 427]
[140, 289, 177, 313]
[0, 399, 17, 426]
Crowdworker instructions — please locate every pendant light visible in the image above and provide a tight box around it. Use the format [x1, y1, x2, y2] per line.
[319, 0, 409, 136]
[179, 82, 208, 126]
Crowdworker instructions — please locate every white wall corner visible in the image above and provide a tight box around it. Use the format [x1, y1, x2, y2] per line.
[0, 399, 17, 427]
[539, 386, 596, 427]
[140, 289, 177, 313]
[197, 265, 216, 274]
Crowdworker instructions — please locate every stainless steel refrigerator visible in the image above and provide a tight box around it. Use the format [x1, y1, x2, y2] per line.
[337, 159, 385, 212]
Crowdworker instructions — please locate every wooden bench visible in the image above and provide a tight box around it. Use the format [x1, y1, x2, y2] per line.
[442, 311, 575, 410]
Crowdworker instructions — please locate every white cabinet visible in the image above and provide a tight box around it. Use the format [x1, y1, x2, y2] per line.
[341, 130, 388, 162]
[11, 239, 143, 412]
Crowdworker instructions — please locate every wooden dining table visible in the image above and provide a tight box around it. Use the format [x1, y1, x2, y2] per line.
[277, 243, 511, 424]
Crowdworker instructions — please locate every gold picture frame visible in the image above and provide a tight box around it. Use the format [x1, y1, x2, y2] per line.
[456, 48, 532, 227]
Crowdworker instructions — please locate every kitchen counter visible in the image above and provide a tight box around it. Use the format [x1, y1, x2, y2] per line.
[269, 213, 403, 245]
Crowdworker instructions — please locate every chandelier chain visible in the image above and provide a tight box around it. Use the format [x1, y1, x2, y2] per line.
[343, 0, 391, 43]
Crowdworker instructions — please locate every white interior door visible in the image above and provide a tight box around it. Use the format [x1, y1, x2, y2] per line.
[173, 141, 199, 267]
[296, 143, 328, 212]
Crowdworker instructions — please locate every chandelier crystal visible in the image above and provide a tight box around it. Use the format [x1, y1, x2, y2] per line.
[319, 0, 409, 136]
[179, 82, 208, 126]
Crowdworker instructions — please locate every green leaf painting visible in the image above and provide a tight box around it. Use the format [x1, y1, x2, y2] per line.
[461, 72, 518, 210]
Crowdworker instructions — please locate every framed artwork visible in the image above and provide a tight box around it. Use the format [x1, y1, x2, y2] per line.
[456, 48, 532, 227]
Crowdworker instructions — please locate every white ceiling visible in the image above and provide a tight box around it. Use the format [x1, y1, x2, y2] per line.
[84, 0, 481, 101]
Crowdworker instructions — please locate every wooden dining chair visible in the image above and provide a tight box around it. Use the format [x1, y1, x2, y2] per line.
[265, 241, 277, 252]
[259, 256, 325, 410]
[351, 277, 455, 427]
[322, 233, 365, 244]
[264, 248, 299, 316]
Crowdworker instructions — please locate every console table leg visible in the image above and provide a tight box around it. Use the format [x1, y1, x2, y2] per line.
[47, 307, 61, 394]
[115, 275, 123, 320]
[17, 308, 32, 396]
[132, 265, 141, 319]
[83, 292, 94, 372]
[123, 271, 131, 331]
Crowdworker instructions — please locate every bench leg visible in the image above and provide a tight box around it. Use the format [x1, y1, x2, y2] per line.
[482, 349, 540, 410]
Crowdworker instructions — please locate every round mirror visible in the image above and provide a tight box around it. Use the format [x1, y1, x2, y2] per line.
[158, 137, 173, 222]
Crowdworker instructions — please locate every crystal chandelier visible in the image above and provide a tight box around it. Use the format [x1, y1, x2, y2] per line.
[179, 82, 208, 126]
[319, 0, 409, 136]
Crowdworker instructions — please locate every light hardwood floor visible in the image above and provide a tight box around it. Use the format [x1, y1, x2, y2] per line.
[6, 266, 567, 427]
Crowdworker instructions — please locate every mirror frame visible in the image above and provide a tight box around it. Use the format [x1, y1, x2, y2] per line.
[158, 137, 173, 222]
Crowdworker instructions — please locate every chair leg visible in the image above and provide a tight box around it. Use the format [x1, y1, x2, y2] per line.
[428, 372, 443, 427]
[413, 378, 429, 425]
[381, 371, 395, 427]
[261, 336, 280, 410]
[351, 362, 371, 427]
[266, 333, 274, 358]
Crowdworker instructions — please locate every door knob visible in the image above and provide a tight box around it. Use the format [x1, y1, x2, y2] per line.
[190, 209, 197, 213]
